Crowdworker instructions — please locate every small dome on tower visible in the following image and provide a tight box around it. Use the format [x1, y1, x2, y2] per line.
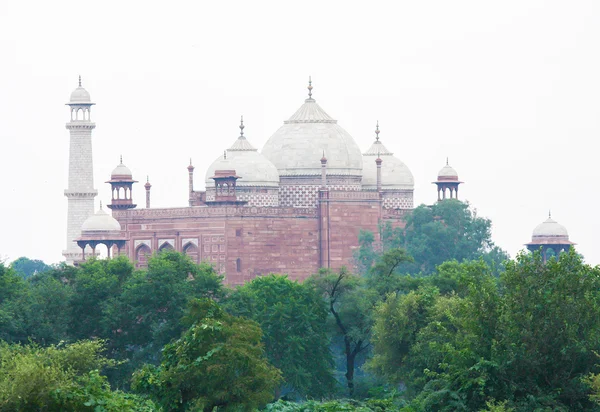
[69, 76, 92, 104]
[532, 215, 569, 240]
[111, 157, 133, 180]
[437, 160, 459, 181]
[81, 206, 121, 232]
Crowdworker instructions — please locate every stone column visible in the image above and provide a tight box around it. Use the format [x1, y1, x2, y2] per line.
[375, 157, 382, 192]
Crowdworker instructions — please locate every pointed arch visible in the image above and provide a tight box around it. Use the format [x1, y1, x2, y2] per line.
[183, 242, 199, 264]
[158, 241, 174, 252]
[135, 244, 152, 268]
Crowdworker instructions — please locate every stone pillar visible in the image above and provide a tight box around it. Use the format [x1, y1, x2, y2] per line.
[318, 188, 330, 269]
[376, 157, 382, 192]
[320, 154, 327, 188]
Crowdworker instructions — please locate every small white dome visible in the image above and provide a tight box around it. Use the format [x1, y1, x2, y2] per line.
[205, 128, 279, 188]
[261, 87, 363, 177]
[81, 207, 121, 232]
[70, 86, 91, 104]
[438, 164, 459, 180]
[532, 216, 569, 239]
[362, 140, 413, 190]
[111, 161, 133, 179]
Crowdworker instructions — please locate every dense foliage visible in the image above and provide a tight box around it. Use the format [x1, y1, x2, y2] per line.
[226, 274, 335, 398]
[0, 340, 155, 411]
[370, 250, 600, 411]
[357, 200, 508, 276]
[133, 298, 281, 411]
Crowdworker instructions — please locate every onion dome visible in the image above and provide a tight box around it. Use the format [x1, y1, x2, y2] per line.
[205, 117, 280, 188]
[362, 122, 414, 190]
[529, 213, 572, 244]
[69, 76, 93, 104]
[261, 78, 363, 177]
[81, 204, 121, 232]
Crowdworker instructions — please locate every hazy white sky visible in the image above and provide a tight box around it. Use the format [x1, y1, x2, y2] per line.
[1, 0, 598, 265]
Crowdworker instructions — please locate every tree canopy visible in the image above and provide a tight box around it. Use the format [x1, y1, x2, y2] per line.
[226, 274, 335, 398]
[132, 298, 282, 411]
[369, 250, 600, 411]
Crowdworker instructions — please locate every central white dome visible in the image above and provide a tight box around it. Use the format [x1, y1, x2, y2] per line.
[261, 92, 363, 177]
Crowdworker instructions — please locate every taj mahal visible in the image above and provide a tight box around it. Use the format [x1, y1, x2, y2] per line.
[63, 78, 575, 283]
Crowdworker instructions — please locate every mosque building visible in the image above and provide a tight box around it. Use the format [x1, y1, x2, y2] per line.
[64, 78, 572, 283]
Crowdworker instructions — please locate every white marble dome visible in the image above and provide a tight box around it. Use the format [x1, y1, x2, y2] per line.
[70, 78, 92, 104]
[261, 91, 363, 177]
[81, 207, 121, 232]
[532, 216, 569, 240]
[205, 130, 279, 188]
[111, 161, 133, 179]
[362, 137, 414, 190]
[438, 164, 459, 180]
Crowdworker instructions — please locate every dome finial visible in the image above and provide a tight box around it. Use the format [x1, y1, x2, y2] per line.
[120, 155, 123, 164]
[375, 121, 380, 142]
[549, 209, 552, 219]
[78, 75, 82, 87]
[446, 157, 449, 166]
[99, 200, 103, 210]
[239, 115, 245, 137]
[189, 158, 192, 166]
[147, 175, 150, 183]
[223, 150, 227, 160]
[307, 76, 313, 99]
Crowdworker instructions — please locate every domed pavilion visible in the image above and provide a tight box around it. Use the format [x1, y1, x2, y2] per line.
[433, 159, 462, 201]
[525, 213, 575, 261]
[75, 204, 127, 261]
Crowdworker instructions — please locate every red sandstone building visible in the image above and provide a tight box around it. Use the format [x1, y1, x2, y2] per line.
[69, 79, 465, 284]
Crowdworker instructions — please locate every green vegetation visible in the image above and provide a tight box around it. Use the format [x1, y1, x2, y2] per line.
[132, 298, 281, 411]
[226, 274, 335, 399]
[1, 200, 599, 410]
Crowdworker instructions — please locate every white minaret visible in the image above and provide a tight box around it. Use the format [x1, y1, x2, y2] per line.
[63, 76, 98, 264]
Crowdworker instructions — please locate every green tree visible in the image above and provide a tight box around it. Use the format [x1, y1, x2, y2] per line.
[0, 262, 30, 342]
[68, 256, 135, 340]
[226, 274, 335, 398]
[103, 251, 224, 387]
[10, 256, 52, 279]
[24, 272, 74, 345]
[132, 298, 281, 411]
[374, 200, 508, 276]
[308, 267, 375, 397]
[0, 340, 155, 411]
[369, 251, 600, 411]
[496, 250, 600, 410]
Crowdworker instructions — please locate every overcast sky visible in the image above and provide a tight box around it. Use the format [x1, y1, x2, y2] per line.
[1, 0, 598, 265]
